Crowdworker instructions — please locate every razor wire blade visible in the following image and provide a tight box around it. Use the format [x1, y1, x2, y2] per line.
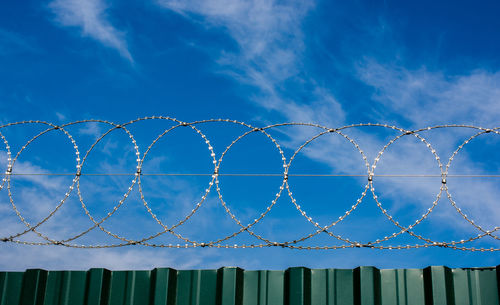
[0, 117, 498, 251]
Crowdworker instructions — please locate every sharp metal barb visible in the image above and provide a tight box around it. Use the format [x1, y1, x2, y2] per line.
[0, 118, 498, 250]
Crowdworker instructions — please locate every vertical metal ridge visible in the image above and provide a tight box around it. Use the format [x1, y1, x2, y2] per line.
[242, 270, 258, 305]
[0, 272, 9, 305]
[177, 269, 218, 305]
[425, 266, 455, 305]
[353, 267, 360, 305]
[108, 270, 127, 304]
[125, 271, 137, 304]
[0, 272, 6, 305]
[0, 272, 23, 305]
[176, 269, 191, 305]
[452, 268, 473, 305]
[335, 268, 355, 305]
[59, 271, 73, 305]
[151, 268, 177, 305]
[310, 268, 351, 305]
[242, 270, 265, 305]
[200, 269, 218, 305]
[405, 269, 425, 305]
[242, 270, 285, 305]
[64, 271, 87, 305]
[326, 269, 335, 305]
[285, 267, 311, 305]
[194, 270, 201, 305]
[0, 266, 497, 305]
[268, 270, 285, 305]
[423, 267, 434, 305]
[396, 269, 404, 305]
[353, 266, 380, 305]
[44, 270, 86, 305]
[380, 269, 398, 305]
[217, 267, 243, 305]
[310, 269, 327, 305]
[43, 271, 62, 305]
[473, 269, 482, 305]
[127, 270, 152, 305]
[394, 269, 400, 304]
[85, 268, 111, 305]
[496, 265, 500, 305]
[470, 267, 499, 305]
[378, 268, 425, 305]
[440, 266, 455, 305]
[20, 269, 48, 305]
[260, 270, 267, 305]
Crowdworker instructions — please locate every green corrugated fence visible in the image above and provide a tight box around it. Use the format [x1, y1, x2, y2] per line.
[0, 266, 498, 305]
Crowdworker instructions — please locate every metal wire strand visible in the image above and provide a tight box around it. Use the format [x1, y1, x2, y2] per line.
[0, 119, 499, 250]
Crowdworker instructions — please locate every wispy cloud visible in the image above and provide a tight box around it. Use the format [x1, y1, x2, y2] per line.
[354, 59, 500, 228]
[0, 29, 37, 55]
[49, 0, 133, 62]
[0, 245, 207, 270]
[78, 121, 103, 139]
[157, 1, 500, 237]
[5, 156, 65, 191]
[55, 112, 67, 122]
[358, 60, 500, 127]
[158, 0, 345, 125]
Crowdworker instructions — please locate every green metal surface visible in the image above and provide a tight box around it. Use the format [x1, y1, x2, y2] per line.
[0, 266, 498, 305]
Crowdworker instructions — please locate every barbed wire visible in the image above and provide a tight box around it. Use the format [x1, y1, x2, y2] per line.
[0, 117, 499, 251]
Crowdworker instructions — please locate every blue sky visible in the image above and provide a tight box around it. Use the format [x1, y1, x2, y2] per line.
[0, 0, 499, 270]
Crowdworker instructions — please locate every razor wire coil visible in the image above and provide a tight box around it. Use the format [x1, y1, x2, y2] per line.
[0, 117, 499, 251]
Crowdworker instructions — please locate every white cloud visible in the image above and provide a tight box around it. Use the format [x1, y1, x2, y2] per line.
[0, 29, 37, 55]
[78, 121, 103, 139]
[158, 0, 345, 125]
[49, 0, 133, 62]
[157, 1, 499, 245]
[0, 245, 205, 270]
[353, 60, 500, 233]
[5, 157, 65, 191]
[358, 60, 500, 126]
[55, 112, 67, 122]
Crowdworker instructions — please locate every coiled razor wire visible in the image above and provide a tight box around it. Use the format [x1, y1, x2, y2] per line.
[0, 117, 499, 251]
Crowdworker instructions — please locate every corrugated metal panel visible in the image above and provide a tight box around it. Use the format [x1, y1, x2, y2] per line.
[0, 266, 498, 305]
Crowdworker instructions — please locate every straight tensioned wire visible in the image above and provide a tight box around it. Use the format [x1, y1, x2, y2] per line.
[0, 118, 499, 250]
[8, 173, 500, 177]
